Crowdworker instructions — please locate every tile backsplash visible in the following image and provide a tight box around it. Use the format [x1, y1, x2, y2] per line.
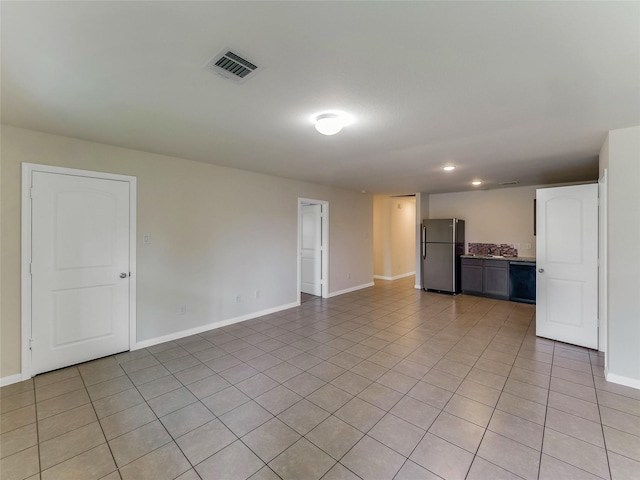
[468, 242, 518, 257]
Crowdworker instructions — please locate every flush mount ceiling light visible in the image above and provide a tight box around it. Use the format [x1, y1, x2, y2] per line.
[472, 180, 482, 186]
[442, 165, 456, 171]
[314, 113, 345, 135]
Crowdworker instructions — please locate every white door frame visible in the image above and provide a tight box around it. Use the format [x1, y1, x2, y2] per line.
[598, 169, 608, 358]
[21, 163, 137, 380]
[297, 198, 329, 302]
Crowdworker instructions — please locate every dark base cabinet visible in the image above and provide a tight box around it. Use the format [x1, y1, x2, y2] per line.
[461, 258, 483, 294]
[482, 260, 509, 299]
[461, 258, 516, 301]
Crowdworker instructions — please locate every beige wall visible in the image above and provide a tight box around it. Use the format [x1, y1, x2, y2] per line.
[414, 192, 430, 289]
[600, 126, 640, 386]
[429, 185, 538, 257]
[373, 196, 416, 279]
[373, 196, 389, 277]
[0, 125, 373, 379]
[391, 197, 416, 277]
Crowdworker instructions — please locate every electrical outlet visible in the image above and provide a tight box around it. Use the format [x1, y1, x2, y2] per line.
[525, 243, 532, 250]
[179, 304, 186, 315]
[255, 290, 260, 299]
[235, 295, 241, 303]
[142, 234, 151, 244]
[347, 273, 351, 279]
[514, 243, 521, 250]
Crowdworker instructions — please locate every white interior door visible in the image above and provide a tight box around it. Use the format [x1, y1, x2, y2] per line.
[31, 171, 131, 375]
[536, 184, 598, 349]
[301, 204, 322, 296]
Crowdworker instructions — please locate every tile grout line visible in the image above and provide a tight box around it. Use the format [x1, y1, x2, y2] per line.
[81, 363, 125, 479]
[124, 351, 195, 480]
[32, 379, 43, 479]
[448, 300, 534, 479]
[592, 351, 614, 480]
[536, 340, 554, 480]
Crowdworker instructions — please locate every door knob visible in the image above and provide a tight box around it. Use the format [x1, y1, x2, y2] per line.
[120, 273, 128, 278]
[538, 268, 544, 273]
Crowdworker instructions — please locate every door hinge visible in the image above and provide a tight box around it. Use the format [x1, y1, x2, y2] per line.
[29, 338, 33, 350]
[30, 188, 34, 199]
[29, 263, 33, 275]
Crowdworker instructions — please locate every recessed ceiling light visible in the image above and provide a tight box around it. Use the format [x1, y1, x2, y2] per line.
[472, 180, 482, 186]
[442, 165, 456, 171]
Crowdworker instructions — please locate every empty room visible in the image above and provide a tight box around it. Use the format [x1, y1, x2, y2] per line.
[1, 2, 639, 480]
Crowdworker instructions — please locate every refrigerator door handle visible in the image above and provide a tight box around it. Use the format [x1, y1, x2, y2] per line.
[422, 226, 427, 259]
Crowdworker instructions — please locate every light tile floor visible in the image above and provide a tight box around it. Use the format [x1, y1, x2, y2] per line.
[2, 278, 639, 480]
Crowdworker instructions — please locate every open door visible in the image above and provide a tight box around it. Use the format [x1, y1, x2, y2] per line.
[300, 204, 322, 296]
[536, 184, 598, 349]
[298, 199, 328, 300]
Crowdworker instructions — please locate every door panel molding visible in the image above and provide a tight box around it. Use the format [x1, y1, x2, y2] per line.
[21, 163, 137, 380]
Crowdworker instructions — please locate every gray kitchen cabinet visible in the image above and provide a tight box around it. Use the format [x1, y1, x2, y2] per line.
[461, 258, 483, 294]
[461, 258, 509, 300]
[482, 260, 509, 299]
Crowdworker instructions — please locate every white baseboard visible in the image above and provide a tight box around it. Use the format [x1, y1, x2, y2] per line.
[133, 301, 299, 351]
[327, 282, 375, 298]
[0, 373, 24, 387]
[414, 284, 422, 290]
[137, 282, 381, 351]
[373, 271, 416, 281]
[605, 368, 640, 390]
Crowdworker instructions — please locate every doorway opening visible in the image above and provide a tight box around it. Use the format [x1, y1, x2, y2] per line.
[298, 198, 329, 303]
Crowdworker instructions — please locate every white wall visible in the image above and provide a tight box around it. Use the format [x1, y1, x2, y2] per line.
[0, 125, 373, 379]
[429, 186, 538, 257]
[600, 126, 640, 388]
[373, 196, 416, 280]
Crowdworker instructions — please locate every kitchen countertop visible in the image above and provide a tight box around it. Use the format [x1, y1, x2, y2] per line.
[461, 254, 536, 263]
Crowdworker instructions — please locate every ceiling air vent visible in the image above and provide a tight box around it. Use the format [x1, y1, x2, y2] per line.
[204, 49, 259, 84]
[499, 180, 520, 186]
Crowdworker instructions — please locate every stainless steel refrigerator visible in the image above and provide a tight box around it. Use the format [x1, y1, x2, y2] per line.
[421, 218, 465, 294]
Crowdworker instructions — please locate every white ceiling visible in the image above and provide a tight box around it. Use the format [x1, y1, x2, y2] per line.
[2, 1, 638, 195]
